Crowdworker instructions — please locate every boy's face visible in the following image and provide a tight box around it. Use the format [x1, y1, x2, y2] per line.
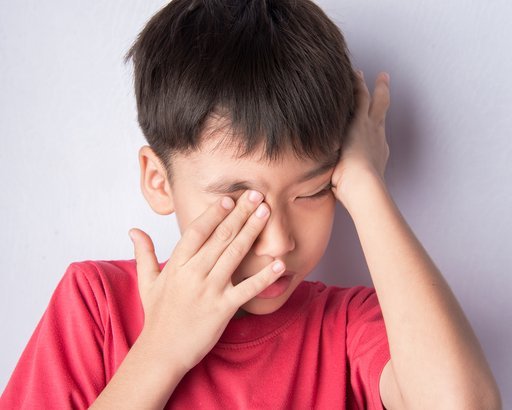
[165, 134, 337, 317]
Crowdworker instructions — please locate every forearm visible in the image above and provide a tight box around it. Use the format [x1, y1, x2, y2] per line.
[343, 173, 501, 409]
[89, 332, 187, 410]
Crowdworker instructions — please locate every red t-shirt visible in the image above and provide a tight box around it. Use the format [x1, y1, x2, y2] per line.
[1, 260, 390, 409]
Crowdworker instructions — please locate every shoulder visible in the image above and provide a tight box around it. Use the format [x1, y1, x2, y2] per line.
[299, 281, 385, 335]
[51, 258, 157, 321]
[49, 258, 152, 340]
[63, 259, 138, 284]
[59, 258, 165, 295]
[304, 280, 381, 314]
[52, 260, 134, 301]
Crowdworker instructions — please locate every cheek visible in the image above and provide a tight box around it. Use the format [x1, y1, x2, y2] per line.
[294, 198, 336, 253]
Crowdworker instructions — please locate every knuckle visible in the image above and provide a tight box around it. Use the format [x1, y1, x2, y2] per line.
[254, 269, 270, 286]
[238, 281, 257, 302]
[360, 83, 370, 96]
[381, 94, 391, 108]
[371, 123, 381, 135]
[226, 241, 246, 259]
[247, 219, 265, 238]
[358, 93, 369, 105]
[224, 289, 240, 309]
[376, 87, 390, 103]
[239, 200, 256, 217]
[221, 203, 251, 230]
[185, 224, 207, 242]
[242, 287, 256, 303]
[223, 198, 256, 228]
[215, 224, 233, 242]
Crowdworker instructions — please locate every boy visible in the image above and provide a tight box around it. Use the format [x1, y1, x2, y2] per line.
[1, 0, 501, 408]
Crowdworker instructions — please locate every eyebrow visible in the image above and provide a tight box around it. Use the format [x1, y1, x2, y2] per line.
[202, 150, 340, 194]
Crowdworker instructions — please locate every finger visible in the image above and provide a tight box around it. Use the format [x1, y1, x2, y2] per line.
[354, 69, 371, 115]
[208, 202, 270, 285]
[369, 72, 391, 126]
[129, 228, 160, 294]
[170, 196, 235, 266]
[227, 260, 286, 307]
[189, 190, 265, 277]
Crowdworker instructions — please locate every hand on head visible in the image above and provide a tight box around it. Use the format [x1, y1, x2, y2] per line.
[331, 71, 391, 204]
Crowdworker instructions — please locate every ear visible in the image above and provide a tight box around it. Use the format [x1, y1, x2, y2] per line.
[138, 145, 174, 215]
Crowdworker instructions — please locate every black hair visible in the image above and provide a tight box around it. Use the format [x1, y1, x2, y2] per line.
[124, 0, 356, 174]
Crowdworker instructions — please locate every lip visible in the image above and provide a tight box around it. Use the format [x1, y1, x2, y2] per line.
[240, 270, 295, 281]
[280, 270, 295, 277]
[237, 270, 296, 299]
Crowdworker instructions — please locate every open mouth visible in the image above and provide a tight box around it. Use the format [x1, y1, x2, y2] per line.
[255, 275, 293, 299]
[237, 271, 296, 299]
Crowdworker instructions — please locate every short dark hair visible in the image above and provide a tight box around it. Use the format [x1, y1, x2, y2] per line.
[124, 0, 356, 175]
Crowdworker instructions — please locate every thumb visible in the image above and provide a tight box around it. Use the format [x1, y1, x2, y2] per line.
[129, 228, 160, 295]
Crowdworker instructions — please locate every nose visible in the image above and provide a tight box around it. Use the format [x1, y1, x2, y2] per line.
[252, 209, 295, 258]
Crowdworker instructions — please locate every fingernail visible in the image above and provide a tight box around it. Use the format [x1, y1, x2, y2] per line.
[248, 190, 263, 203]
[272, 261, 285, 273]
[221, 196, 235, 210]
[383, 72, 390, 83]
[128, 229, 135, 243]
[255, 203, 269, 218]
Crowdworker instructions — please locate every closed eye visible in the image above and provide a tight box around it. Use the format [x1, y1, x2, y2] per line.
[299, 184, 333, 200]
[221, 184, 334, 202]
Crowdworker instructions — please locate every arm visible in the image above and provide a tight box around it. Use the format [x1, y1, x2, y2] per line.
[332, 71, 501, 409]
[344, 172, 500, 409]
[88, 332, 187, 409]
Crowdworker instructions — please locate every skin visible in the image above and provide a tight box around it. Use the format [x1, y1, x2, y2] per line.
[166, 139, 338, 317]
[90, 72, 501, 409]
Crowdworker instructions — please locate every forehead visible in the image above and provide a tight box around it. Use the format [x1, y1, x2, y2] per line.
[187, 111, 339, 167]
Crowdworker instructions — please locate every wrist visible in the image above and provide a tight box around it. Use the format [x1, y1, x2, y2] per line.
[91, 331, 188, 409]
[336, 169, 389, 213]
[135, 328, 192, 377]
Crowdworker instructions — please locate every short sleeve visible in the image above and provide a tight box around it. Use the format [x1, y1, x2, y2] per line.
[0, 263, 107, 409]
[345, 287, 390, 409]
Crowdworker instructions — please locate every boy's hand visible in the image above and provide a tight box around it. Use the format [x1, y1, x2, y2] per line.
[128, 191, 285, 374]
[331, 71, 391, 206]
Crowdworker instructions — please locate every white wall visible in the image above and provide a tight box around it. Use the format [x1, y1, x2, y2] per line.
[1, 0, 510, 405]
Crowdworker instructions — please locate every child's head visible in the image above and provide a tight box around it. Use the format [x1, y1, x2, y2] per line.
[125, 0, 356, 315]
